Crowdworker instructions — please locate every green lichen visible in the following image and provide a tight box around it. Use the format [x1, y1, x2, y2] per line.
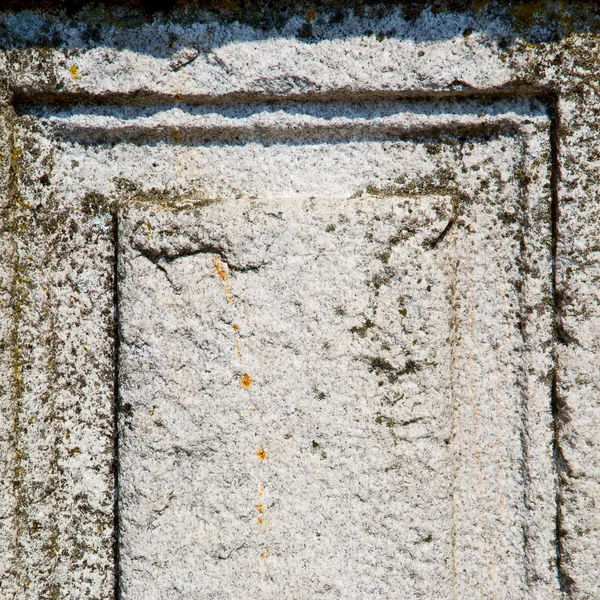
[351, 318, 375, 337]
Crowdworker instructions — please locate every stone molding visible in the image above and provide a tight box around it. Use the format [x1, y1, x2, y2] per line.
[1, 5, 600, 599]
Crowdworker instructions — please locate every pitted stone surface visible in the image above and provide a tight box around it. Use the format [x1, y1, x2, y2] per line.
[119, 195, 456, 600]
[1, 5, 600, 600]
[117, 118, 555, 599]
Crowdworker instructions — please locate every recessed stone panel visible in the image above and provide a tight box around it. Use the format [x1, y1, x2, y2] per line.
[117, 111, 555, 599]
[3, 8, 600, 598]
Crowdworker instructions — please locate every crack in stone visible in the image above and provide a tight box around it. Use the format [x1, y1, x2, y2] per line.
[427, 219, 454, 249]
[136, 245, 264, 275]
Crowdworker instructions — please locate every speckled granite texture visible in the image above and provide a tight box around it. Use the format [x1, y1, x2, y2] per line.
[1, 3, 600, 599]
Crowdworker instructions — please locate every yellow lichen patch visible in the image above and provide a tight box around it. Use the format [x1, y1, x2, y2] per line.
[256, 447, 267, 461]
[241, 372, 252, 388]
[69, 65, 81, 80]
[11, 146, 22, 164]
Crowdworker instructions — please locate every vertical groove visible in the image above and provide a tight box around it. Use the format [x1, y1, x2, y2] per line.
[447, 194, 460, 600]
[112, 210, 121, 600]
[548, 92, 574, 597]
[515, 132, 533, 590]
[7, 113, 25, 599]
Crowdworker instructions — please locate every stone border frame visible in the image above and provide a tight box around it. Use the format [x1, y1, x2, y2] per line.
[1, 14, 600, 598]
[4, 87, 561, 598]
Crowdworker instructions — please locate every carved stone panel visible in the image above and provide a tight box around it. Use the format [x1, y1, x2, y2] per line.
[113, 99, 555, 599]
[4, 6, 600, 598]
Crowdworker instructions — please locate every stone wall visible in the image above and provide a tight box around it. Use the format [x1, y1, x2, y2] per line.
[1, 3, 600, 599]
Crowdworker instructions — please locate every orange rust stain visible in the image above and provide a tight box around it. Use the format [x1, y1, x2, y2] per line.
[260, 548, 271, 559]
[231, 325, 242, 355]
[257, 504, 264, 513]
[241, 372, 253, 388]
[259, 485, 264, 497]
[257, 517, 263, 525]
[213, 255, 228, 280]
[256, 448, 267, 460]
[213, 255, 234, 302]
[307, 8, 317, 21]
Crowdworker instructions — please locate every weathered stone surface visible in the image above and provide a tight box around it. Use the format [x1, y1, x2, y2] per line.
[0, 117, 116, 599]
[120, 194, 457, 600]
[114, 107, 555, 599]
[0, 4, 600, 599]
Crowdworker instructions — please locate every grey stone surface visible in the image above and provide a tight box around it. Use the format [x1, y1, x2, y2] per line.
[0, 4, 600, 599]
[119, 195, 457, 600]
[116, 111, 555, 599]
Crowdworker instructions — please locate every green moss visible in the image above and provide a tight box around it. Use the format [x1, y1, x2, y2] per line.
[81, 191, 112, 216]
[375, 414, 396, 427]
[350, 318, 375, 337]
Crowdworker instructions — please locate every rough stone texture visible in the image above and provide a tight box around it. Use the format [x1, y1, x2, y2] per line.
[0, 115, 117, 599]
[120, 194, 458, 600]
[117, 115, 555, 599]
[0, 3, 600, 599]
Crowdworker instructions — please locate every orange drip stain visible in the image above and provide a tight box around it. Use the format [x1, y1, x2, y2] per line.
[213, 255, 234, 302]
[213, 255, 228, 280]
[241, 372, 253, 388]
[256, 448, 267, 460]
